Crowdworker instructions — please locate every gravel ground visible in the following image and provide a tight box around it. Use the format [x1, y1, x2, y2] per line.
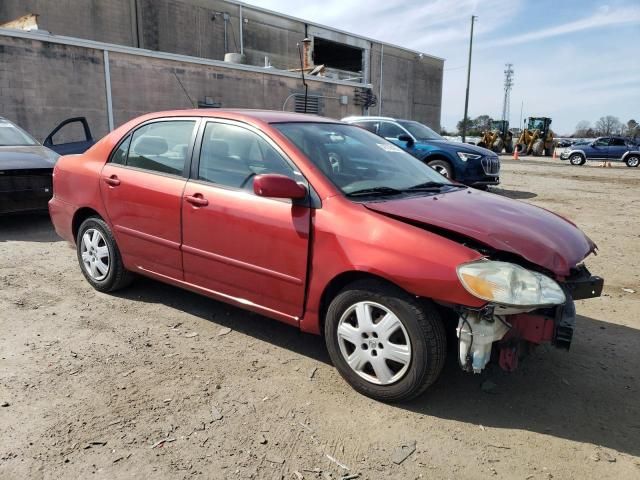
[1, 157, 639, 479]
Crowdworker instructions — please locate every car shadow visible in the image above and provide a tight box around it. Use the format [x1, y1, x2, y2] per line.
[490, 187, 538, 200]
[0, 213, 62, 243]
[114, 277, 331, 365]
[117, 277, 639, 457]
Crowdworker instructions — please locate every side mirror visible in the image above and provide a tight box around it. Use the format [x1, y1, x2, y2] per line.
[398, 134, 414, 146]
[253, 174, 307, 200]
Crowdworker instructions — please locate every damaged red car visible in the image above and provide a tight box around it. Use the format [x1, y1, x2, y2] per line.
[49, 110, 603, 402]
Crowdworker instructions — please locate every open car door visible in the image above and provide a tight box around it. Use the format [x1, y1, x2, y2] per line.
[43, 117, 95, 155]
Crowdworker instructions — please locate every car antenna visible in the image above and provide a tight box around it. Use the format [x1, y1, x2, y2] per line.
[296, 41, 308, 113]
[172, 70, 196, 108]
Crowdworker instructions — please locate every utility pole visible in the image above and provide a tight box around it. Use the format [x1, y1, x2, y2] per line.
[461, 15, 477, 143]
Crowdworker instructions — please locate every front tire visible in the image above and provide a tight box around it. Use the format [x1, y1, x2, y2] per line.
[625, 155, 640, 167]
[76, 217, 133, 292]
[569, 153, 586, 166]
[324, 279, 446, 402]
[532, 139, 545, 156]
[427, 159, 454, 179]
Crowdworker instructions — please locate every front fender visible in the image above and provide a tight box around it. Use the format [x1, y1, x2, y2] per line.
[300, 197, 485, 334]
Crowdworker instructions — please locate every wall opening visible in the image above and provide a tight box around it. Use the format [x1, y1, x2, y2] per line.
[313, 37, 363, 82]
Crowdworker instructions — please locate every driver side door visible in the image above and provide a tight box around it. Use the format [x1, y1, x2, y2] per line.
[378, 122, 418, 155]
[589, 138, 609, 159]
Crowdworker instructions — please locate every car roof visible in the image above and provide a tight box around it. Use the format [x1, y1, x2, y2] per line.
[139, 109, 341, 125]
[342, 116, 399, 122]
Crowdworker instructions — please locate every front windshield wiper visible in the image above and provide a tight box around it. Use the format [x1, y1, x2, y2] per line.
[345, 186, 404, 197]
[403, 181, 462, 191]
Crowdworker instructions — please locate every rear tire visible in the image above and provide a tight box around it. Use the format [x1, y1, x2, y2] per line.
[427, 159, 454, 179]
[569, 153, 586, 166]
[76, 217, 134, 292]
[504, 141, 514, 154]
[625, 155, 640, 167]
[516, 143, 527, 155]
[324, 279, 447, 402]
[545, 144, 556, 156]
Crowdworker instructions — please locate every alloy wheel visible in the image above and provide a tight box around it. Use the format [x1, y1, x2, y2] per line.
[336, 301, 412, 385]
[80, 228, 110, 281]
[432, 165, 449, 177]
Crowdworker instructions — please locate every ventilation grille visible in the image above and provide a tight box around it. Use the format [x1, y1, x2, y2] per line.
[294, 94, 320, 114]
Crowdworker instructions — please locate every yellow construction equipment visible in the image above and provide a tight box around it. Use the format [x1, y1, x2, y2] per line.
[515, 117, 556, 156]
[477, 120, 514, 153]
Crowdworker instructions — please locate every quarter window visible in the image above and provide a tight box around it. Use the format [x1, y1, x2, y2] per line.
[198, 122, 296, 189]
[111, 135, 131, 165]
[123, 120, 195, 175]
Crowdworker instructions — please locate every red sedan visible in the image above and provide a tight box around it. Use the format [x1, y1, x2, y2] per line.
[49, 110, 603, 402]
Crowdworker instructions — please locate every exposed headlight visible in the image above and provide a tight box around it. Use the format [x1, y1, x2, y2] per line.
[457, 152, 482, 162]
[457, 260, 566, 307]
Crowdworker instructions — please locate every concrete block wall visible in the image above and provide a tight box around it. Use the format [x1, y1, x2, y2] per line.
[0, 35, 360, 143]
[0, 0, 136, 46]
[0, 36, 109, 142]
[0, 0, 444, 130]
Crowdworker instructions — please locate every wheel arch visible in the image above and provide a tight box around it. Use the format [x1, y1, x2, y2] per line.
[72, 207, 103, 242]
[317, 270, 413, 336]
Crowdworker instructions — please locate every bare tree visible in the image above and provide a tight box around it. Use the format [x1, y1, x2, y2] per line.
[627, 119, 639, 139]
[574, 120, 591, 137]
[594, 116, 622, 136]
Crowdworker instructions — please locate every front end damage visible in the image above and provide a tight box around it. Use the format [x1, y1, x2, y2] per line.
[455, 264, 603, 374]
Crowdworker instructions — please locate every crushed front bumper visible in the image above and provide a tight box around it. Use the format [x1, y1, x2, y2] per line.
[458, 265, 604, 372]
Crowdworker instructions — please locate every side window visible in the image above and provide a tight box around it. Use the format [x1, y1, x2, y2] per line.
[379, 122, 405, 139]
[111, 135, 131, 165]
[609, 138, 626, 147]
[353, 121, 378, 134]
[593, 138, 608, 147]
[126, 120, 195, 175]
[198, 122, 297, 189]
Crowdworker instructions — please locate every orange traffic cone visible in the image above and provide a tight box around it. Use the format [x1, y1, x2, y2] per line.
[552, 147, 557, 160]
[513, 147, 519, 160]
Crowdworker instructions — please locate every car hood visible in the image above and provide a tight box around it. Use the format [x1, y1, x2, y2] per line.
[420, 139, 496, 156]
[364, 189, 596, 276]
[0, 146, 59, 170]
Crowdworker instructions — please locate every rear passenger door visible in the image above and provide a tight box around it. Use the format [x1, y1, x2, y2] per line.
[607, 138, 627, 160]
[100, 118, 198, 279]
[181, 120, 311, 321]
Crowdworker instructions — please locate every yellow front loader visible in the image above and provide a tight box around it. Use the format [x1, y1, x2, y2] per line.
[515, 117, 556, 156]
[477, 120, 514, 153]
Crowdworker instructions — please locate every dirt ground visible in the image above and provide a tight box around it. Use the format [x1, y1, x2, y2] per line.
[1, 157, 639, 480]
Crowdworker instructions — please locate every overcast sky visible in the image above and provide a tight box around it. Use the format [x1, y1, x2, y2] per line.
[244, 0, 640, 134]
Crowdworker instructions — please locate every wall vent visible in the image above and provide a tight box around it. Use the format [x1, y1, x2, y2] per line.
[294, 94, 320, 114]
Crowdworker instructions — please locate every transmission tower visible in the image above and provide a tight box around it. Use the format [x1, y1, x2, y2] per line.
[501, 63, 514, 122]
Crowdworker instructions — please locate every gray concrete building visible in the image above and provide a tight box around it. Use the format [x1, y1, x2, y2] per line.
[0, 0, 444, 142]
